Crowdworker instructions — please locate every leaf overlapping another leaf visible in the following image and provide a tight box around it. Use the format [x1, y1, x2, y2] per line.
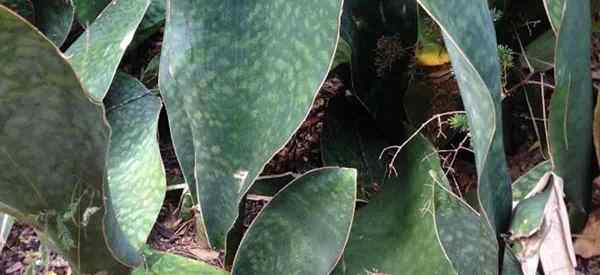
[160, 0, 343, 250]
[0, 6, 127, 273]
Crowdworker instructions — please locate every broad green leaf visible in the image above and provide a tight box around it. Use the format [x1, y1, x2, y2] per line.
[543, 0, 563, 32]
[248, 173, 296, 197]
[321, 96, 389, 200]
[510, 190, 551, 239]
[0, 214, 14, 251]
[335, 131, 499, 275]
[72, 0, 110, 26]
[160, 0, 342, 250]
[66, 0, 151, 101]
[0, 7, 127, 274]
[503, 248, 526, 275]
[132, 250, 227, 275]
[417, 0, 512, 233]
[512, 161, 551, 202]
[103, 73, 166, 266]
[0, 0, 33, 22]
[32, 0, 74, 47]
[232, 168, 357, 275]
[129, 0, 165, 49]
[548, 0, 593, 222]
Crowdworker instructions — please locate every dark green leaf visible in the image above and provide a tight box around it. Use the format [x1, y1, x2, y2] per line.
[66, 0, 151, 100]
[510, 190, 551, 239]
[321, 96, 389, 200]
[543, 0, 563, 32]
[336, 131, 499, 275]
[232, 168, 357, 275]
[103, 73, 166, 266]
[129, 0, 165, 49]
[0, 0, 34, 22]
[522, 30, 555, 72]
[32, 0, 74, 47]
[248, 173, 296, 197]
[0, 7, 127, 273]
[132, 249, 227, 275]
[548, 0, 593, 220]
[159, 0, 342, 250]
[417, 0, 512, 233]
[72, 0, 110, 26]
[512, 161, 551, 202]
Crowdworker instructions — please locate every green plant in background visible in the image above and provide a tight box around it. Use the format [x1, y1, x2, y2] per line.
[0, 0, 596, 274]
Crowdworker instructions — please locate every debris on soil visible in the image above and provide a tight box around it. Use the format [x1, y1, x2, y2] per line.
[148, 200, 222, 268]
[0, 224, 70, 275]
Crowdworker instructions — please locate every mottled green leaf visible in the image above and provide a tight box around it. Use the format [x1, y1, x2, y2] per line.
[66, 0, 151, 100]
[103, 73, 166, 266]
[417, 0, 512, 233]
[543, 0, 563, 32]
[129, 0, 165, 48]
[132, 250, 227, 275]
[0, 214, 14, 251]
[512, 161, 551, 202]
[321, 96, 389, 200]
[248, 173, 296, 197]
[160, 0, 342, 249]
[0, 0, 34, 22]
[510, 190, 551, 239]
[0, 7, 127, 274]
[72, 0, 110, 26]
[502, 248, 526, 275]
[32, 0, 74, 47]
[232, 168, 357, 275]
[335, 131, 499, 275]
[333, 132, 454, 275]
[548, 0, 593, 221]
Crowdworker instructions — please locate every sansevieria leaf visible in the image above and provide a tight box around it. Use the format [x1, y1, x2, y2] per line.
[0, 6, 127, 274]
[417, 0, 512, 234]
[32, 0, 74, 47]
[72, 0, 110, 26]
[132, 249, 228, 275]
[547, 0, 593, 226]
[333, 128, 500, 275]
[103, 73, 166, 266]
[543, 0, 563, 32]
[232, 168, 357, 275]
[160, 0, 342, 250]
[66, 0, 151, 101]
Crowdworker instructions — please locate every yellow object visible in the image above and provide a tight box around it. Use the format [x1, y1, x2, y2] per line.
[416, 44, 450, 66]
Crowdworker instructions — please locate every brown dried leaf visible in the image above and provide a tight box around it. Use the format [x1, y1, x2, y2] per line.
[574, 210, 600, 258]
